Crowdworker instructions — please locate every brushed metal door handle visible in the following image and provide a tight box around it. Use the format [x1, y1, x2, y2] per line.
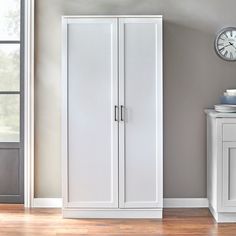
[121, 105, 125, 121]
[114, 106, 119, 121]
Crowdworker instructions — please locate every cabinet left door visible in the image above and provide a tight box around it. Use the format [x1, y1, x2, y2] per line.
[221, 141, 236, 211]
[62, 18, 118, 208]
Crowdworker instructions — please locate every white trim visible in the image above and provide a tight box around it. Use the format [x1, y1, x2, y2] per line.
[164, 198, 209, 208]
[61, 17, 68, 208]
[33, 198, 62, 208]
[24, 0, 34, 208]
[63, 208, 163, 219]
[32, 198, 209, 209]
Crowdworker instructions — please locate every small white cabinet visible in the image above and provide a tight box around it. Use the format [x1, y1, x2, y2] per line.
[62, 16, 163, 218]
[206, 109, 236, 222]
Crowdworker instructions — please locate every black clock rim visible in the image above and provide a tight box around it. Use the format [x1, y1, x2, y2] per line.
[214, 26, 236, 62]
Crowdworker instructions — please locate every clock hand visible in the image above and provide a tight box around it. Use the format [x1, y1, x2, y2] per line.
[229, 42, 236, 50]
[219, 44, 231, 51]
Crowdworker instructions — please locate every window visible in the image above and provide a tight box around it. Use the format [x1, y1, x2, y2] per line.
[0, 0, 22, 142]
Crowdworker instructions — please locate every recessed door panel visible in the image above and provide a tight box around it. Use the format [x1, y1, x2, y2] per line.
[65, 18, 118, 208]
[222, 142, 236, 209]
[119, 18, 163, 208]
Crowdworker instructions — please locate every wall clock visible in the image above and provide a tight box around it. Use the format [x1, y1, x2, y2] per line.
[215, 27, 236, 61]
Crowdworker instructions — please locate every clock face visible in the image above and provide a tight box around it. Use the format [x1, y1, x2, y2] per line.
[215, 27, 236, 61]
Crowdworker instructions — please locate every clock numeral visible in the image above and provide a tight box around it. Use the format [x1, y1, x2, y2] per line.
[230, 52, 233, 59]
[224, 51, 228, 57]
[221, 33, 228, 40]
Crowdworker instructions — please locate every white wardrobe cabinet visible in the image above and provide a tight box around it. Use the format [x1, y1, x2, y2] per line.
[206, 110, 236, 222]
[62, 16, 163, 218]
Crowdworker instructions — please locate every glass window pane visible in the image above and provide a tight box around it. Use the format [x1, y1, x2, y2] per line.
[0, 44, 20, 91]
[0, 95, 19, 142]
[0, 0, 20, 40]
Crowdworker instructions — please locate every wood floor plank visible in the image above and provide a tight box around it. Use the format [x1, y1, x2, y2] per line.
[0, 206, 235, 235]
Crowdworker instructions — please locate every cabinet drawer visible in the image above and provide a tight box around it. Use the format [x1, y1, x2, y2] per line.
[223, 124, 236, 141]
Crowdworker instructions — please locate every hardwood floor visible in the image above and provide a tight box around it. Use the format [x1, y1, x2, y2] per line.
[0, 206, 235, 235]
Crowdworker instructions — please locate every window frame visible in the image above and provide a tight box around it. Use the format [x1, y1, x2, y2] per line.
[0, 0, 23, 143]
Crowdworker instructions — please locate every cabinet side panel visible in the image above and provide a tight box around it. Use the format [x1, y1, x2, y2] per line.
[207, 116, 218, 210]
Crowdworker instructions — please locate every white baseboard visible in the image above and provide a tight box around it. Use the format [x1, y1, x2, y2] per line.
[164, 198, 209, 208]
[33, 198, 62, 208]
[32, 198, 209, 208]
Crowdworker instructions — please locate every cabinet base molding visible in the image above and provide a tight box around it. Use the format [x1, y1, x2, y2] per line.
[209, 205, 236, 223]
[63, 208, 163, 219]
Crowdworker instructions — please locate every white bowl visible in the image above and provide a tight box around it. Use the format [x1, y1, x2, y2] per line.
[226, 89, 236, 96]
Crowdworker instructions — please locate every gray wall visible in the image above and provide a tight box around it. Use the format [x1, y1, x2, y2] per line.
[35, 0, 236, 198]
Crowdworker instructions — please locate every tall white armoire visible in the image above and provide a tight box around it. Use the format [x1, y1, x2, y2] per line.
[62, 15, 163, 218]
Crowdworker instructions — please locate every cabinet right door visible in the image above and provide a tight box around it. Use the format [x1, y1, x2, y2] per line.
[118, 18, 163, 208]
